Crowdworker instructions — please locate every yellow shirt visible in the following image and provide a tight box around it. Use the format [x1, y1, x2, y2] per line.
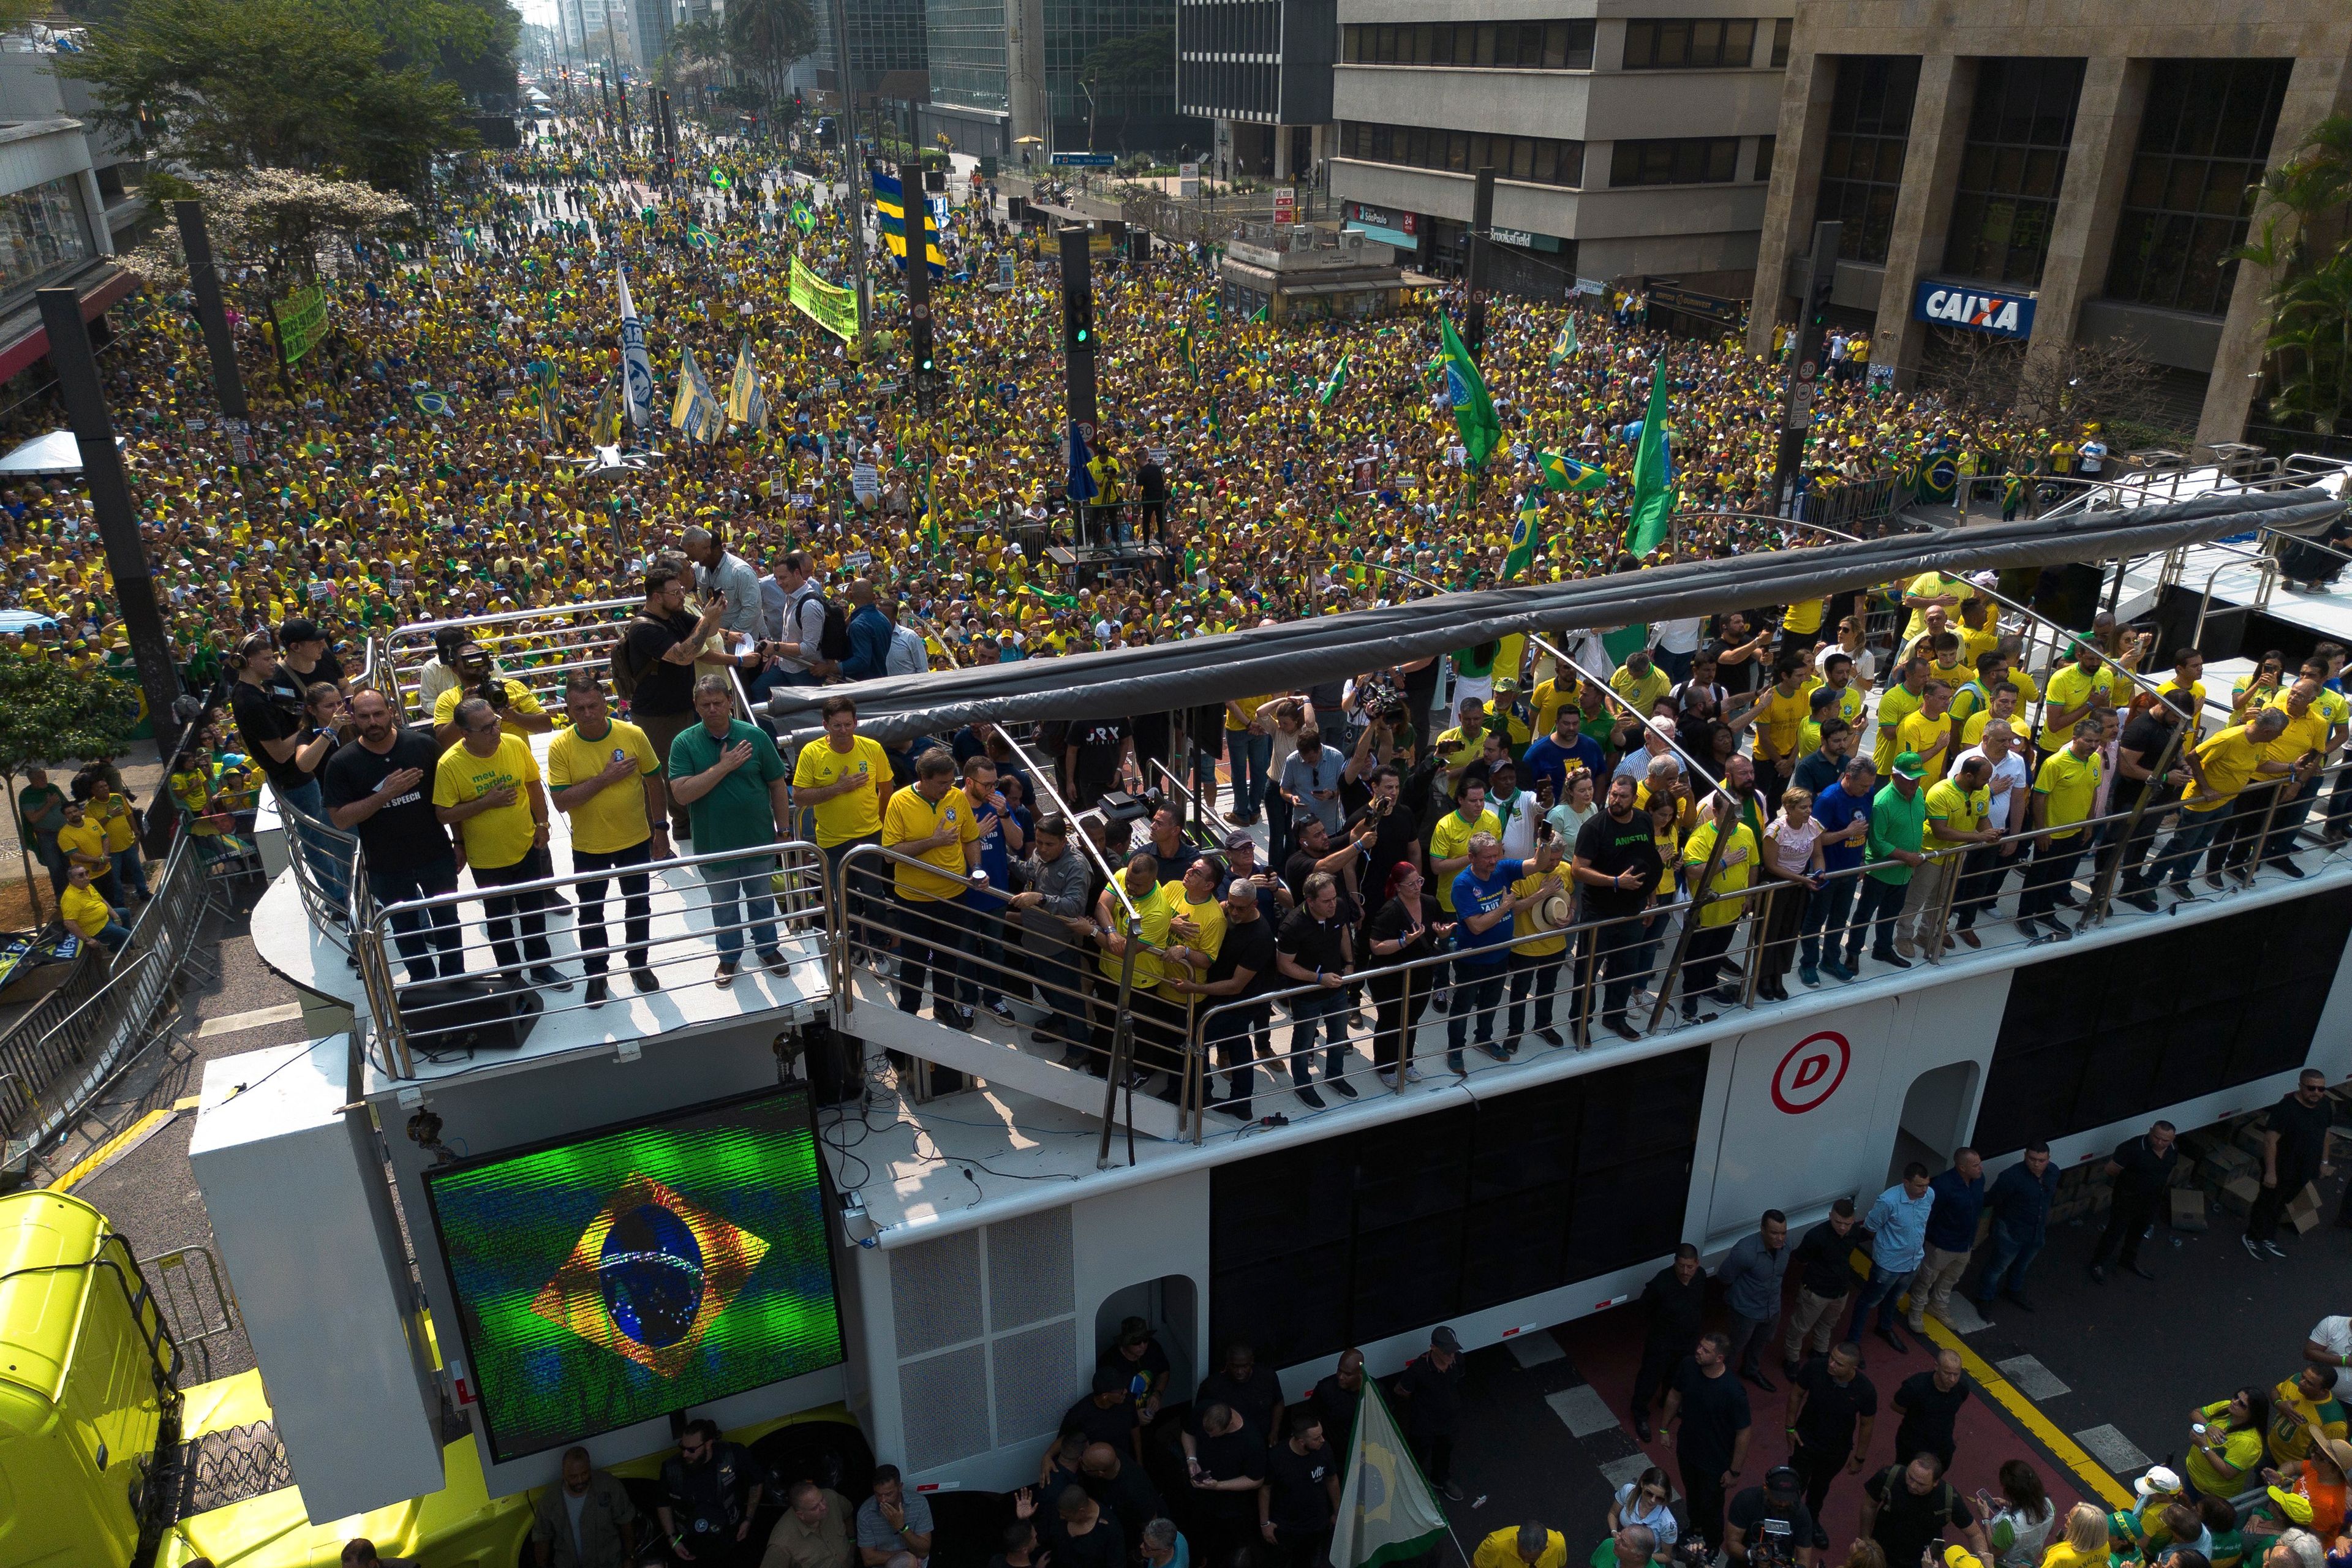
[881, 782, 980, 900]
[1959, 707, 2016, 748]
[2039, 664, 2116, 750]
[1755, 685, 1811, 761]
[1099, 880, 1174, 989]
[1530, 677, 1575, 738]
[1682, 820, 1757, 927]
[2184, 725, 2269, 813]
[431, 732, 542, 870]
[792, 735, 890, 846]
[431, 677, 548, 738]
[61, 881, 113, 938]
[1610, 664, 1672, 717]
[1924, 776, 1989, 842]
[1474, 1528, 1567, 1568]
[1902, 571, 1973, 641]
[1164, 891, 1227, 1000]
[2032, 747, 2103, 835]
[1896, 708, 1957, 783]
[1509, 864, 1568, 957]
[56, 818, 105, 869]
[1428, 807, 1501, 911]
[1958, 622, 1999, 669]
[1874, 682, 1924, 772]
[1782, 595, 1827, 636]
[1226, 693, 1275, 731]
[546, 720, 658, 854]
[92, 794, 136, 854]
[2263, 696, 2331, 764]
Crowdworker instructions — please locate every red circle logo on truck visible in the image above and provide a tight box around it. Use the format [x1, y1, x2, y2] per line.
[1772, 1031, 1849, 1114]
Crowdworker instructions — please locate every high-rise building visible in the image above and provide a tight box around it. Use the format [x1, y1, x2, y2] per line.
[814, 0, 933, 107]
[1331, 6, 1793, 300]
[559, 0, 635, 67]
[1751, 2, 2352, 447]
[1176, 0, 1336, 186]
[922, 1, 1199, 160]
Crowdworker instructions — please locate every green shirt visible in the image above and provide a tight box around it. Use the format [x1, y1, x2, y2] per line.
[666, 718, 786, 856]
[1866, 780, 1927, 884]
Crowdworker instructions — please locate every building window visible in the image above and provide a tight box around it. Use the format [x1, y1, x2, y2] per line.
[1609, 137, 1740, 187]
[1341, 20, 1594, 70]
[2103, 58, 2292, 318]
[1753, 135, 1775, 183]
[1338, 121, 1585, 187]
[1811, 55, 1919, 265]
[1942, 56, 2087, 288]
[0, 174, 90, 299]
[1621, 18, 1757, 70]
[1770, 18, 1790, 68]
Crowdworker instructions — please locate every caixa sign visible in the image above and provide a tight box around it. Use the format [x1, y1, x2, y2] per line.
[1913, 279, 2037, 339]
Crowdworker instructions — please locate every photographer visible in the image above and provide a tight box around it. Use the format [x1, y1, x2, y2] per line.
[229, 633, 336, 821]
[1724, 1466, 1825, 1568]
[430, 640, 552, 748]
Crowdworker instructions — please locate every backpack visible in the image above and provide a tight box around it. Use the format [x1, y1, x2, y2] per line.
[815, 594, 851, 663]
[609, 614, 663, 701]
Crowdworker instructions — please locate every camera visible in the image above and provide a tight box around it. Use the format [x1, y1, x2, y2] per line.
[478, 679, 510, 712]
[1359, 681, 1406, 727]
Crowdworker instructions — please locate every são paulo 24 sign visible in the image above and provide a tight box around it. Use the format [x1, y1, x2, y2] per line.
[1912, 279, 2037, 339]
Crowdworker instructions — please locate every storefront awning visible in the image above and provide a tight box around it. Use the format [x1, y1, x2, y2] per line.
[0, 261, 138, 383]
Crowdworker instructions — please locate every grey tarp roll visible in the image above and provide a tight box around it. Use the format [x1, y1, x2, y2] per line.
[770, 488, 2348, 743]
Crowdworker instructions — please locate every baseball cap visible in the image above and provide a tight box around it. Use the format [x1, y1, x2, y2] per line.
[1891, 751, 1927, 780]
[1221, 831, 1254, 852]
[1764, 1466, 1801, 1499]
[1942, 1548, 1985, 1568]
[1430, 1325, 1461, 1352]
[2266, 1487, 2314, 1524]
[278, 616, 325, 646]
[2134, 1466, 2182, 1499]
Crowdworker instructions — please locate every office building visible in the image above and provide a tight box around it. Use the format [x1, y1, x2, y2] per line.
[1177, 0, 1336, 183]
[1331, 6, 1794, 300]
[1749, 2, 2352, 449]
[559, 0, 635, 66]
[922, 0, 1199, 161]
[815, 0, 933, 107]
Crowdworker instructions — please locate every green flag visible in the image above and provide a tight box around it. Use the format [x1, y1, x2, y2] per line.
[1438, 315, 1501, 470]
[1504, 494, 1538, 579]
[1318, 352, 1351, 406]
[1548, 315, 1578, 365]
[1626, 360, 1676, 556]
[1330, 1382, 1447, 1568]
[1536, 450, 1608, 493]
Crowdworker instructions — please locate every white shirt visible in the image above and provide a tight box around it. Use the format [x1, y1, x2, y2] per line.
[2314, 1315, 2352, 1399]
[1489, 788, 1538, 859]
[1656, 617, 1704, 655]
[1953, 745, 2030, 816]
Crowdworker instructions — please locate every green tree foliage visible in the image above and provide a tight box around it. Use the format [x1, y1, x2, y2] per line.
[2236, 115, 2352, 436]
[725, 0, 815, 110]
[1077, 28, 1172, 152]
[59, 0, 484, 188]
[0, 658, 135, 920]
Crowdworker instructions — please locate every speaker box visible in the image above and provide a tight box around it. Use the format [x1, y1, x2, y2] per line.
[802, 1019, 865, 1107]
[397, 974, 543, 1055]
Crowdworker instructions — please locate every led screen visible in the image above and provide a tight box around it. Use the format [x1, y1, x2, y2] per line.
[425, 1085, 845, 1463]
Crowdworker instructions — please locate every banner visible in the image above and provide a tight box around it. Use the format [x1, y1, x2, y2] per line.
[1330, 1382, 1447, 1568]
[790, 255, 861, 343]
[873, 170, 949, 275]
[277, 284, 328, 363]
[617, 266, 656, 428]
[728, 339, 768, 433]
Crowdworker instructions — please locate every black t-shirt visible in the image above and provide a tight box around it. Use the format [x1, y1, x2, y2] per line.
[1052, 1520, 1124, 1568]
[1086, 1459, 1161, 1550]
[1365, 895, 1439, 968]
[1893, 1371, 1967, 1459]
[2117, 712, 2179, 800]
[1311, 1373, 1364, 1443]
[1793, 1219, 1860, 1298]
[1792, 1358, 1877, 1454]
[1277, 908, 1349, 978]
[320, 728, 450, 873]
[1070, 720, 1131, 785]
[1727, 1490, 1825, 1554]
[1197, 1368, 1281, 1442]
[231, 680, 311, 794]
[625, 610, 699, 716]
[1395, 1351, 1466, 1440]
[1209, 916, 1280, 999]
[1346, 800, 1421, 903]
[1265, 1440, 1337, 1534]
[1577, 807, 1664, 919]
[2267, 1091, 2335, 1175]
[1099, 1337, 1174, 1409]
[1668, 1360, 1752, 1473]
[662, 1441, 755, 1534]
[2108, 1134, 2179, 1200]
[1641, 1262, 1708, 1342]
[1060, 1393, 1139, 1453]
[1194, 1425, 1267, 1519]
[1863, 1467, 1974, 1568]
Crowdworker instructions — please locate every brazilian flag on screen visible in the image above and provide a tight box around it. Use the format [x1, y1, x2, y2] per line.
[873, 171, 949, 275]
[423, 1087, 845, 1463]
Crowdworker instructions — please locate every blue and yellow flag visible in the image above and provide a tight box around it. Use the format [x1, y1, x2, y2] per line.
[872, 171, 949, 274]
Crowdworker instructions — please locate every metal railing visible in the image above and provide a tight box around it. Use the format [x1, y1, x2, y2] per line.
[0, 940, 105, 1135]
[277, 797, 367, 956]
[375, 596, 639, 720]
[358, 838, 831, 1076]
[138, 1243, 242, 1378]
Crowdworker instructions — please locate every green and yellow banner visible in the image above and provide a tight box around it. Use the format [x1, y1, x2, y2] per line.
[788, 255, 861, 343]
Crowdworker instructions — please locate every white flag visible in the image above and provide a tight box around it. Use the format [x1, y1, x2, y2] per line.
[617, 265, 655, 429]
[1330, 1382, 1448, 1568]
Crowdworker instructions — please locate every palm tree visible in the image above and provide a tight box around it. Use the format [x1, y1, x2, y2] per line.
[2234, 115, 2352, 435]
[725, 0, 815, 115]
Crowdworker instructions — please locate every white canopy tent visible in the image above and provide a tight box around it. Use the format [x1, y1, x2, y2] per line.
[0, 429, 124, 476]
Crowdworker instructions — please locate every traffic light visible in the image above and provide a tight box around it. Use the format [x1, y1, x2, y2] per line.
[910, 301, 937, 375]
[1806, 266, 1836, 329]
[1064, 281, 1095, 351]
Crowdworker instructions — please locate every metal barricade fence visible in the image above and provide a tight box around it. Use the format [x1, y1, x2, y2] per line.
[0, 834, 209, 1152]
[275, 798, 364, 956]
[137, 1243, 241, 1376]
[0, 942, 105, 1133]
[375, 597, 638, 720]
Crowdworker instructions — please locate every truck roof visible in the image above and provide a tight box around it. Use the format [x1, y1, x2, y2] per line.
[0, 1189, 110, 1424]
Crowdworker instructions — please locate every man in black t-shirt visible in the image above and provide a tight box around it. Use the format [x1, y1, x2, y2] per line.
[1632, 1246, 1706, 1441]
[1194, 1343, 1284, 1442]
[1859, 1453, 1984, 1568]
[2247, 1068, 2337, 1256]
[1344, 766, 1421, 910]
[322, 690, 463, 984]
[1392, 1325, 1468, 1501]
[1311, 1349, 1366, 1444]
[1890, 1351, 1969, 1469]
[1660, 1331, 1751, 1550]
[1079, 1441, 1162, 1556]
[1725, 1466, 1822, 1568]
[1098, 1318, 1174, 1419]
[1064, 718, 1133, 810]
[1261, 1411, 1339, 1568]
[1572, 774, 1664, 1040]
[1049, 1368, 1142, 1471]
[2088, 1118, 2177, 1281]
[1164, 876, 1280, 1118]
[2111, 696, 2191, 907]
[621, 565, 728, 837]
[1044, 1487, 1122, 1568]
[1784, 1344, 1876, 1517]
[1186, 1403, 1266, 1560]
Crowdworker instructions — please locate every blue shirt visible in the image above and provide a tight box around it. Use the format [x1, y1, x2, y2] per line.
[1280, 747, 1347, 832]
[1717, 1231, 1792, 1321]
[1924, 1167, 1986, 1252]
[1449, 858, 1525, 967]
[970, 794, 1012, 906]
[1985, 1161, 2059, 1243]
[1520, 732, 1604, 798]
[1863, 1183, 1934, 1272]
[840, 603, 894, 680]
[1814, 780, 1872, 872]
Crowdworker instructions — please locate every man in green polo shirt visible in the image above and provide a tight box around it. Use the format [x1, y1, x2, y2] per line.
[667, 674, 793, 984]
[1851, 752, 1928, 971]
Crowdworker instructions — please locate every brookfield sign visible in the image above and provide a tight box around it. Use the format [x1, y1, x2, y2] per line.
[1912, 280, 2037, 339]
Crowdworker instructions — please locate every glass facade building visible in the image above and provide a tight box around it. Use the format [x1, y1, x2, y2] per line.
[2103, 58, 2291, 318]
[1940, 56, 2086, 288]
[928, 0, 1011, 112]
[0, 175, 92, 302]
